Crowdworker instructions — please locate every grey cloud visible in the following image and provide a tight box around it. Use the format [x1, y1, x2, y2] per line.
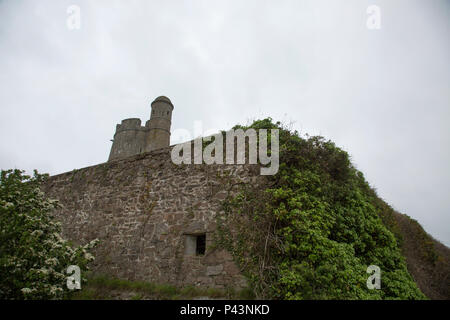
[0, 0, 449, 245]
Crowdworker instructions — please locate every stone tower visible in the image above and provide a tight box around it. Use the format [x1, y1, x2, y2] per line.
[144, 96, 174, 152]
[108, 96, 174, 161]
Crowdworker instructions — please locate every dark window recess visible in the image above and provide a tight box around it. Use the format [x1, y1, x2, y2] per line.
[196, 234, 206, 255]
[184, 233, 206, 256]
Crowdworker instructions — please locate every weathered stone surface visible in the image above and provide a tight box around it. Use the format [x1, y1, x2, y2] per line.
[43, 146, 262, 289]
[206, 265, 224, 276]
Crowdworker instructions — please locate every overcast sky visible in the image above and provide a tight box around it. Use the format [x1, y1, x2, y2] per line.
[0, 0, 449, 246]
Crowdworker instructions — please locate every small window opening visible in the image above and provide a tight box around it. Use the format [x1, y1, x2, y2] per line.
[196, 234, 206, 255]
[184, 234, 206, 256]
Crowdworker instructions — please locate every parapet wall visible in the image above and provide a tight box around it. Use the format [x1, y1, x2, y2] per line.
[43, 147, 262, 289]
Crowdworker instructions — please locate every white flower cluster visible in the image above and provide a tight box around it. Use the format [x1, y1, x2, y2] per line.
[0, 170, 99, 299]
[49, 286, 63, 295]
[1, 201, 14, 209]
[83, 253, 94, 262]
[31, 230, 43, 237]
[21, 288, 35, 294]
[45, 257, 59, 267]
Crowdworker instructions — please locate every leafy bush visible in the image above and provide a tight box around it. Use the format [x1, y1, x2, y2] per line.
[0, 169, 98, 299]
[216, 118, 426, 299]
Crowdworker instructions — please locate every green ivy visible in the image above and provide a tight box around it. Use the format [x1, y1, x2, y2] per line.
[216, 118, 426, 300]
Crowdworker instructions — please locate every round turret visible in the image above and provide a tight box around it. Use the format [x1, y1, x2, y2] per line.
[144, 96, 174, 152]
[108, 118, 147, 161]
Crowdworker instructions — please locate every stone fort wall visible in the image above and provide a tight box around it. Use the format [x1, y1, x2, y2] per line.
[43, 146, 262, 289]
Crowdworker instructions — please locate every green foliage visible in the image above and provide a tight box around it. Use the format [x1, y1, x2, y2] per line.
[0, 169, 98, 299]
[217, 118, 426, 300]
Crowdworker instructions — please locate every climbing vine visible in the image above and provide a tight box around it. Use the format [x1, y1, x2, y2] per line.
[215, 118, 425, 300]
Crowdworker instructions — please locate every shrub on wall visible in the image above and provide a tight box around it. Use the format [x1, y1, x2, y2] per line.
[216, 118, 425, 299]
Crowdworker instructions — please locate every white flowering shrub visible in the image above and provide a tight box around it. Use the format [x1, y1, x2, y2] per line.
[0, 169, 99, 299]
